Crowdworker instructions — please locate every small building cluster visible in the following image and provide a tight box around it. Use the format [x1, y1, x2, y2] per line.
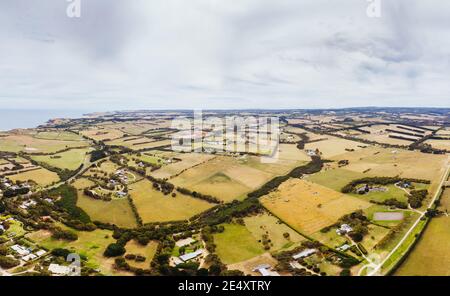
[336, 224, 353, 236]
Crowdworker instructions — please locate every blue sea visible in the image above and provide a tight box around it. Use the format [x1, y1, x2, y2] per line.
[0, 109, 89, 131]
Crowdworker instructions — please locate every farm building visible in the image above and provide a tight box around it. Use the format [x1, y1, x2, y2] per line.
[179, 249, 204, 262]
[292, 249, 317, 260]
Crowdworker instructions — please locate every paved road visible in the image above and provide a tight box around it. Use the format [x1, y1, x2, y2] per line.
[367, 159, 450, 276]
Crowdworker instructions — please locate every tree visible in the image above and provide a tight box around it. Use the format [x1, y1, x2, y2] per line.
[340, 268, 351, 276]
[104, 243, 126, 257]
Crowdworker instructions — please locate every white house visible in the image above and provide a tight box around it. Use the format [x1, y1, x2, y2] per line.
[11, 244, 31, 256]
[336, 224, 353, 235]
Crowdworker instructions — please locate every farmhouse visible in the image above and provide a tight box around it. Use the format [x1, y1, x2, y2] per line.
[336, 224, 353, 236]
[292, 249, 317, 260]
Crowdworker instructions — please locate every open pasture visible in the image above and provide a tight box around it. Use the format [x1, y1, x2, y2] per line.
[394, 216, 450, 276]
[76, 191, 137, 228]
[261, 179, 372, 234]
[129, 179, 213, 223]
[8, 168, 59, 186]
[31, 148, 91, 170]
[213, 223, 265, 264]
[0, 134, 88, 153]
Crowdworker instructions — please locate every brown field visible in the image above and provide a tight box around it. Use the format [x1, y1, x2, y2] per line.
[304, 137, 365, 158]
[261, 179, 372, 234]
[129, 179, 213, 223]
[424, 139, 450, 151]
[8, 168, 59, 186]
[80, 129, 124, 141]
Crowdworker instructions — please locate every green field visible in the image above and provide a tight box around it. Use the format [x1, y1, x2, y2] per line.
[213, 224, 265, 264]
[31, 148, 90, 170]
[350, 184, 409, 203]
[76, 193, 137, 228]
[129, 179, 214, 223]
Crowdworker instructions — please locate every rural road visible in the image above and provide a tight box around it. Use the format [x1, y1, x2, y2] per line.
[366, 159, 450, 276]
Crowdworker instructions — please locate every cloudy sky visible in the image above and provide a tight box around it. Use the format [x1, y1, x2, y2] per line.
[0, 0, 449, 110]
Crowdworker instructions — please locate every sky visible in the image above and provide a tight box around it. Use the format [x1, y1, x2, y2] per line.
[0, 0, 449, 110]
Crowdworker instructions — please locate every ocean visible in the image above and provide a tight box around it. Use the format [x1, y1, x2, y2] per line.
[0, 109, 88, 131]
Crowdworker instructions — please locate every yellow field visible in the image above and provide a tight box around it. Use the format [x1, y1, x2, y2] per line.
[261, 179, 372, 234]
[31, 148, 90, 170]
[8, 168, 59, 186]
[129, 179, 213, 223]
[304, 137, 365, 158]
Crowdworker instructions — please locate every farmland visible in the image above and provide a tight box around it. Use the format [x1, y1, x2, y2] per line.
[261, 179, 371, 234]
[0, 108, 448, 277]
[31, 148, 91, 170]
[128, 179, 214, 223]
[8, 168, 60, 186]
[213, 223, 265, 264]
[0, 133, 88, 153]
